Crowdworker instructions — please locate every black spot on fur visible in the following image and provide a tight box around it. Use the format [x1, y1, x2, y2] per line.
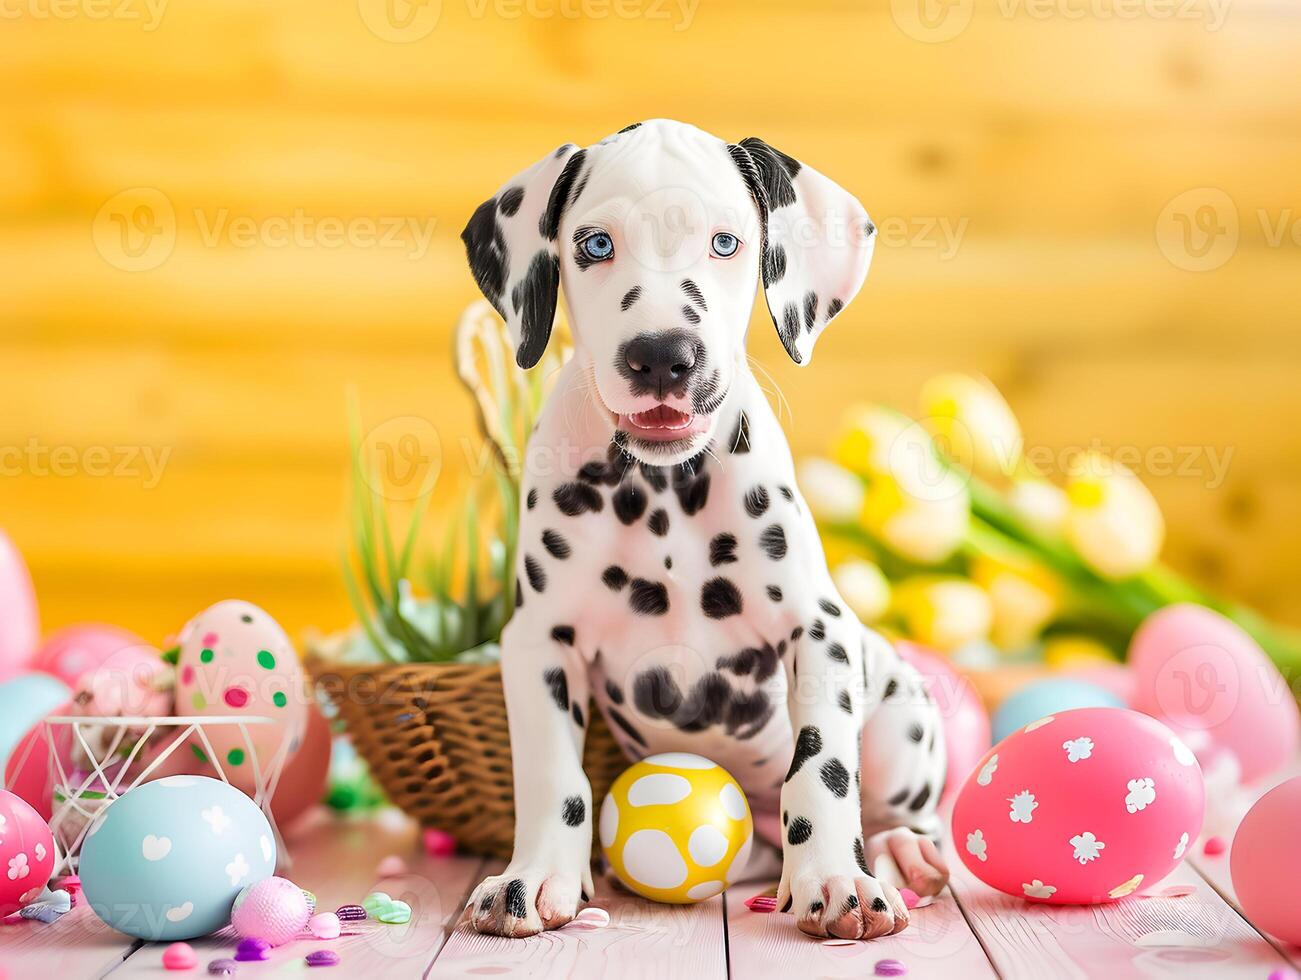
[871, 897, 888, 913]
[608, 708, 647, 746]
[551, 625, 575, 646]
[510, 251, 560, 369]
[780, 896, 793, 913]
[620, 286, 641, 311]
[562, 795, 585, 827]
[802, 291, 818, 333]
[526, 487, 538, 510]
[842, 895, 860, 915]
[498, 186, 524, 217]
[673, 472, 710, 516]
[779, 485, 794, 501]
[739, 137, 801, 209]
[908, 783, 932, 812]
[807, 899, 824, 915]
[681, 304, 701, 325]
[854, 837, 870, 874]
[578, 459, 619, 486]
[787, 816, 813, 846]
[820, 758, 850, 798]
[540, 149, 586, 241]
[908, 722, 925, 743]
[605, 679, 624, 704]
[617, 122, 642, 134]
[809, 619, 826, 641]
[766, 585, 783, 602]
[826, 642, 848, 664]
[701, 577, 743, 619]
[819, 599, 842, 617]
[716, 644, 780, 682]
[785, 725, 822, 782]
[887, 787, 910, 807]
[884, 678, 899, 699]
[461, 198, 508, 312]
[602, 565, 628, 590]
[838, 689, 853, 714]
[633, 666, 683, 718]
[759, 524, 787, 560]
[647, 508, 670, 536]
[553, 481, 603, 516]
[641, 464, 668, 493]
[571, 702, 584, 727]
[541, 529, 570, 559]
[725, 690, 773, 738]
[728, 411, 751, 453]
[479, 893, 493, 912]
[664, 555, 672, 569]
[782, 810, 789, 826]
[681, 278, 707, 309]
[504, 878, 528, 919]
[827, 297, 844, 320]
[791, 625, 804, 641]
[628, 578, 669, 616]
[709, 533, 738, 566]
[613, 483, 648, 525]
[744, 485, 770, 518]
[779, 303, 801, 357]
[762, 242, 787, 287]
[543, 667, 569, 712]
[524, 554, 546, 593]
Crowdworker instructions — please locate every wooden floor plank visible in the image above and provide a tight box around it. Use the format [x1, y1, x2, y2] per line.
[0, 905, 138, 980]
[948, 854, 1294, 979]
[725, 879, 998, 979]
[104, 809, 484, 979]
[428, 862, 727, 980]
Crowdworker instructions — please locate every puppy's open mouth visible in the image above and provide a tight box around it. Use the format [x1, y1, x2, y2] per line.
[617, 404, 711, 443]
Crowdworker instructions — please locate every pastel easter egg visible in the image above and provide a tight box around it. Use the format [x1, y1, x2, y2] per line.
[952, 707, 1205, 904]
[30, 624, 147, 690]
[1230, 775, 1301, 946]
[0, 530, 39, 682]
[230, 876, 311, 946]
[0, 788, 58, 916]
[80, 775, 276, 940]
[71, 644, 173, 718]
[991, 677, 1124, 743]
[0, 673, 71, 774]
[896, 640, 991, 800]
[175, 601, 306, 794]
[269, 700, 331, 830]
[600, 753, 753, 904]
[1130, 603, 1299, 783]
[3, 703, 74, 818]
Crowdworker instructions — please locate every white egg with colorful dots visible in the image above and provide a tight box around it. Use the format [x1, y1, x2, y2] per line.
[80, 775, 277, 940]
[600, 753, 753, 904]
[175, 601, 306, 793]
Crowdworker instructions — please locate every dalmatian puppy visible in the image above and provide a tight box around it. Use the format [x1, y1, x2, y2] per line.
[459, 119, 949, 941]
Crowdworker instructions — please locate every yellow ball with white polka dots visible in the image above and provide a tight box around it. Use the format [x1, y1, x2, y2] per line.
[599, 752, 753, 904]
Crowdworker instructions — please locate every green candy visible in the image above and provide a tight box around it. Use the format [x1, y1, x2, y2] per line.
[362, 891, 392, 916]
[377, 900, 412, 925]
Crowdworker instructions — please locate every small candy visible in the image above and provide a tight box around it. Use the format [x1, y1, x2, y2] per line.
[19, 904, 65, 924]
[1202, 835, 1227, 856]
[422, 828, 456, 857]
[567, 907, 610, 929]
[899, 888, 921, 909]
[162, 943, 198, 970]
[306, 951, 340, 968]
[875, 959, 908, 976]
[744, 895, 777, 913]
[377, 899, 412, 924]
[235, 938, 271, 962]
[335, 904, 367, 922]
[1158, 884, 1196, 899]
[376, 855, 408, 878]
[207, 959, 238, 976]
[309, 912, 341, 939]
[361, 892, 391, 916]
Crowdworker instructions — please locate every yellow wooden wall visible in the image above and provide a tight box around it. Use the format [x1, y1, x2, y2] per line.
[3, 0, 1299, 644]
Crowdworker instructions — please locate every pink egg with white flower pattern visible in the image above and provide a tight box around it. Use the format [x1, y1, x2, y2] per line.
[951, 707, 1204, 904]
[0, 788, 57, 917]
[175, 601, 305, 795]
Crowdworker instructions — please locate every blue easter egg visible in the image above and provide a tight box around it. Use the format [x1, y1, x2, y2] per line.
[80, 775, 276, 940]
[0, 672, 71, 772]
[992, 677, 1125, 742]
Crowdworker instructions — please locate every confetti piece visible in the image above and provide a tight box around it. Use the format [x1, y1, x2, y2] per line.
[744, 895, 778, 913]
[335, 904, 367, 922]
[899, 888, 920, 909]
[235, 938, 271, 962]
[875, 959, 908, 976]
[376, 855, 408, 878]
[306, 950, 340, 967]
[422, 828, 457, 857]
[1157, 884, 1196, 899]
[1202, 836, 1227, 856]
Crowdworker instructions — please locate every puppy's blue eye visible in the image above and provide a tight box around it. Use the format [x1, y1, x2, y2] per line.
[711, 232, 740, 258]
[581, 233, 614, 261]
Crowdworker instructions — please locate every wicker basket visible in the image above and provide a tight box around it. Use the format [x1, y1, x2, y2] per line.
[310, 657, 627, 859]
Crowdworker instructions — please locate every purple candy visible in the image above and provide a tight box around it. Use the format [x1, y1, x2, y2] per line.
[207, 959, 239, 976]
[235, 938, 271, 962]
[875, 959, 908, 977]
[306, 950, 340, 967]
[335, 904, 367, 922]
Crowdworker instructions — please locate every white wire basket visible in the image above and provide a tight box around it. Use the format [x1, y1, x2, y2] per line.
[16, 714, 294, 876]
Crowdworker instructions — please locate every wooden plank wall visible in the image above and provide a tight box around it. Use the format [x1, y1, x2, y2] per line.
[2, 0, 1299, 644]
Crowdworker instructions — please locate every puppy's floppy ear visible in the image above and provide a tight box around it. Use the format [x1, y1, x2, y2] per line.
[461, 143, 584, 368]
[735, 137, 875, 365]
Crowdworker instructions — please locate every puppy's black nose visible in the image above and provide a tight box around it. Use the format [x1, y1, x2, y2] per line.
[623, 330, 698, 397]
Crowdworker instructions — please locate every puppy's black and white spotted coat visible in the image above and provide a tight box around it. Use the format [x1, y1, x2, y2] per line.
[459, 120, 948, 941]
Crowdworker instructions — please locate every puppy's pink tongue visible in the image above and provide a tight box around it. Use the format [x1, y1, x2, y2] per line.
[625, 405, 693, 430]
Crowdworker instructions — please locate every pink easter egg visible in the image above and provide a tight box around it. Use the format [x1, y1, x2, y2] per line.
[951, 707, 1205, 904]
[895, 641, 991, 800]
[3, 704, 74, 819]
[1231, 776, 1301, 946]
[1130, 604, 1299, 783]
[270, 700, 331, 830]
[175, 601, 306, 794]
[71, 645, 172, 718]
[30, 624, 147, 690]
[231, 876, 311, 947]
[0, 788, 57, 917]
[0, 531, 39, 682]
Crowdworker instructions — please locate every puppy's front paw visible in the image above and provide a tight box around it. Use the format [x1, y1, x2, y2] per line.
[778, 867, 909, 940]
[465, 865, 589, 938]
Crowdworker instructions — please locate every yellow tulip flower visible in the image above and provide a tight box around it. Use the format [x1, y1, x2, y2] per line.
[920, 373, 1023, 479]
[1065, 452, 1165, 580]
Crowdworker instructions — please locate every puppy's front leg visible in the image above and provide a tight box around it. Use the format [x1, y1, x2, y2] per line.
[466, 613, 596, 937]
[778, 600, 909, 940]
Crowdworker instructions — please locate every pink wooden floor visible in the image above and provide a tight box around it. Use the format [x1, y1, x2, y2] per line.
[3, 804, 1298, 980]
